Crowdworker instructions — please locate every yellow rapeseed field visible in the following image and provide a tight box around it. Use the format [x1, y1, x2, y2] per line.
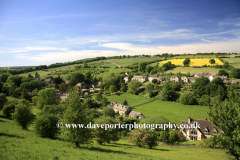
[159, 58, 223, 66]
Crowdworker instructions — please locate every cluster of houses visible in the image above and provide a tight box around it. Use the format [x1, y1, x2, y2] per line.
[109, 102, 145, 119]
[35, 72, 225, 141]
[124, 72, 237, 84]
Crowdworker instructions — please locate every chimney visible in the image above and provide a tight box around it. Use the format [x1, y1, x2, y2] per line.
[188, 117, 192, 123]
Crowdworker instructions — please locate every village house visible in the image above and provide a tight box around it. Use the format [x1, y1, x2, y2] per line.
[63, 80, 69, 84]
[188, 77, 198, 83]
[193, 72, 216, 78]
[76, 82, 87, 89]
[124, 76, 129, 83]
[170, 76, 180, 83]
[231, 79, 240, 84]
[128, 111, 144, 119]
[132, 76, 148, 83]
[181, 76, 189, 83]
[158, 76, 171, 82]
[180, 117, 222, 141]
[148, 75, 158, 82]
[41, 78, 53, 84]
[109, 102, 131, 116]
[208, 75, 227, 82]
[59, 93, 69, 101]
[125, 72, 130, 76]
[223, 79, 232, 84]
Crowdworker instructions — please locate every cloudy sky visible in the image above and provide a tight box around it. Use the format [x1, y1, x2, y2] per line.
[0, 0, 240, 66]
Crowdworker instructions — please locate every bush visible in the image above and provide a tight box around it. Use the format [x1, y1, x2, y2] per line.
[128, 128, 158, 149]
[12, 99, 34, 129]
[172, 83, 180, 91]
[198, 95, 211, 106]
[200, 136, 218, 148]
[34, 113, 59, 138]
[179, 92, 195, 105]
[0, 93, 8, 110]
[94, 116, 119, 144]
[2, 100, 17, 119]
[152, 79, 158, 84]
[102, 107, 115, 117]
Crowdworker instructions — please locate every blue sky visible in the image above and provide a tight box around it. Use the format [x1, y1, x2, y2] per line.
[0, 0, 240, 67]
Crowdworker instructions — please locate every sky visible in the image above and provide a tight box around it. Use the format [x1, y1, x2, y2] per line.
[0, 0, 240, 67]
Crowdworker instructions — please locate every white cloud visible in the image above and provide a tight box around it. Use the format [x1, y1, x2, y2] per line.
[219, 17, 240, 27]
[15, 50, 118, 63]
[16, 38, 240, 65]
[0, 46, 67, 53]
[100, 39, 240, 54]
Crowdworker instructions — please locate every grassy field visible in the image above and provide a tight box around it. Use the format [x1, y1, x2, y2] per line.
[131, 100, 209, 124]
[0, 117, 234, 160]
[222, 58, 240, 68]
[108, 57, 163, 66]
[6, 96, 16, 101]
[105, 93, 153, 107]
[159, 58, 223, 67]
[104, 93, 209, 124]
[165, 67, 227, 75]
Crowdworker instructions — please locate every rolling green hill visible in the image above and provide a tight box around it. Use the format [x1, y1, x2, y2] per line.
[0, 116, 233, 160]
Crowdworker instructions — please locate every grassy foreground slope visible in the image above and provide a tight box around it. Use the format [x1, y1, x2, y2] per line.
[0, 117, 234, 160]
[105, 93, 209, 124]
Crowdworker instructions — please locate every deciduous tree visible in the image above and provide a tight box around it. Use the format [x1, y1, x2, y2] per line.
[209, 100, 240, 160]
[12, 99, 34, 129]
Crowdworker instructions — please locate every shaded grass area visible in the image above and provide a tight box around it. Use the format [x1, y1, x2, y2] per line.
[0, 117, 234, 160]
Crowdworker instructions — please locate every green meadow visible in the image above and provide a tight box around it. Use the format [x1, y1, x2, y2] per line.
[107, 57, 163, 66]
[165, 67, 227, 75]
[0, 116, 234, 160]
[104, 93, 209, 124]
[222, 58, 240, 68]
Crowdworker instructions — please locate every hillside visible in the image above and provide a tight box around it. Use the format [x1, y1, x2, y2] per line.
[0, 116, 234, 160]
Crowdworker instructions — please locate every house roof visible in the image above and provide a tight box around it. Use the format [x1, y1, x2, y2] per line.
[213, 75, 227, 79]
[159, 76, 171, 79]
[195, 72, 216, 77]
[181, 117, 222, 135]
[148, 75, 158, 78]
[110, 102, 131, 112]
[76, 82, 87, 87]
[231, 79, 240, 84]
[188, 77, 198, 82]
[133, 76, 147, 79]
[128, 111, 143, 118]
[64, 80, 69, 84]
